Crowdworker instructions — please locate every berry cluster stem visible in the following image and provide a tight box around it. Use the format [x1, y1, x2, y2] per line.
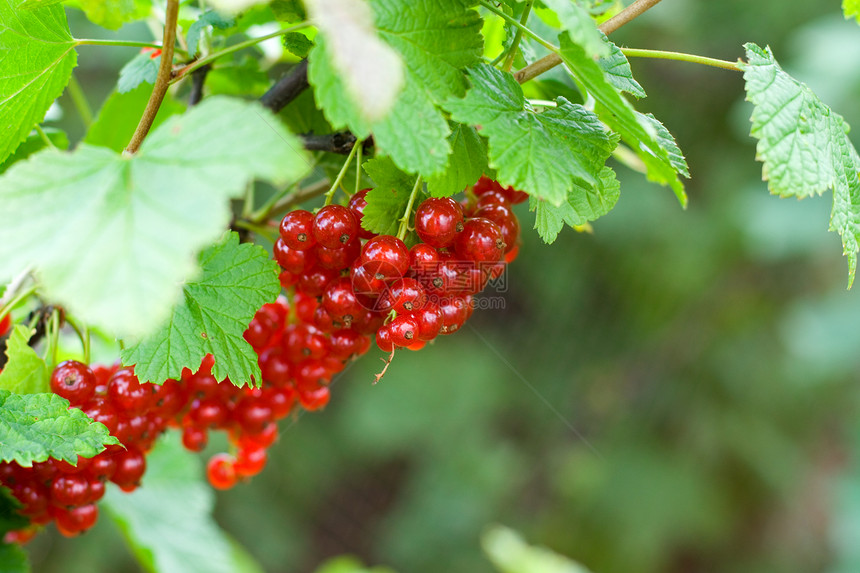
[125, 0, 179, 155]
[479, 1, 556, 52]
[324, 141, 360, 206]
[621, 48, 742, 71]
[397, 176, 423, 241]
[502, 0, 534, 73]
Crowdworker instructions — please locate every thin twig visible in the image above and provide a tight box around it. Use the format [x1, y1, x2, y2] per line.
[513, 0, 665, 84]
[301, 132, 368, 155]
[259, 60, 309, 113]
[188, 64, 211, 106]
[125, 0, 179, 154]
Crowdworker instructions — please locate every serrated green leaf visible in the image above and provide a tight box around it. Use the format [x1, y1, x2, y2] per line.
[557, 34, 688, 206]
[306, 0, 405, 122]
[0, 128, 68, 175]
[103, 433, 262, 573]
[0, 390, 119, 466]
[308, 0, 483, 178]
[362, 156, 419, 236]
[282, 31, 314, 58]
[271, 0, 306, 22]
[845, 0, 860, 23]
[0, 1, 76, 164]
[76, 0, 151, 30]
[187, 10, 235, 57]
[0, 541, 29, 573]
[597, 32, 646, 98]
[0, 97, 310, 337]
[482, 525, 593, 573]
[540, 0, 608, 57]
[121, 232, 279, 387]
[638, 112, 689, 178]
[531, 166, 619, 243]
[444, 64, 617, 206]
[741, 43, 860, 285]
[0, 487, 28, 540]
[0, 325, 49, 394]
[427, 124, 489, 197]
[85, 85, 185, 152]
[117, 52, 160, 94]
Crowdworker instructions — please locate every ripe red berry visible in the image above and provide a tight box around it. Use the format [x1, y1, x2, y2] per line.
[182, 425, 208, 452]
[383, 278, 427, 314]
[375, 324, 394, 352]
[388, 315, 420, 347]
[50, 474, 90, 508]
[107, 369, 155, 417]
[313, 205, 358, 249]
[415, 301, 444, 341]
[234, 444, 267, 477]
[475, 203, 519, 254]
[274, 238, 316, 274]
[348, 189, 375, 239]
[206, 454, 238, 490]
[53, 504, 98, 537]
[298, 386, 330, 411]
[361, 235, 410, 280]
[279, 209, 317, 250]
[50, 361, 96, 405]
[110, 447, 146, 489]
[415, 197, 464, 248]
[454, 218, 505, 263]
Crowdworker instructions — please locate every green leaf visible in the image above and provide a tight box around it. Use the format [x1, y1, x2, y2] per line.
[306, 0, 405, 122]
[0, 128, 68, 175]
[117, 52, 160, 94]
[0, 541, 29, 573]
[482, 525, 593, 573]
[85, 86, 185, 152]
[103, 433, 263, 573]
[638, 112, 689, 178]
[740, 43, 860, 285]
[444, 64, 617, 206]
[531, 166, 619, 243]
[76, 0, 151, 30]
[0, 390, 119, 466]
[313, 556, 396, 573]
[121, 232, 279, 387]
[597, 33, 646, 98]
[0, 0, 76, 164]
[557, 33, 688, 205]
[187, 10, 235, 57]
[540, 0, 608, 57]
[271, 0, 306, 22]
[0, 325, 49, 394]
[0, 487, 28, 540]
[362, 156, 419, 236]
[282, 31, 314, 58]
[0, 96, 310, 337]
[206, 56, 270, 98]
[845, 0, 860, 23]
[427, 123, 489, 198]
[308, 0, 484, 178]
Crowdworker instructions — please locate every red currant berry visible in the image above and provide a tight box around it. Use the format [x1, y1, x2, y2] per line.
[50, 474, 90, 508]
[475, 203, 519, 254]
[388, 315, 420, 347]
[323, 277, 362, 325]
[107, 369, 155, 417]
[415, 197, 465, 248]
[313, 205, 358, 249]
[110, 447, 146, 489]
[415, 301, 443, 341]
[50, 361, 96, 405]
[348, 189, 376, 239]
[274, 238, 316, 274]
[234, 444, 267, 478]
[279, 209, 317, 250]
[361, 235, 410, 280]
[383, 278, 427, 314]
[182, 425, 208, 452]
[53, 504, 98, 537]
[454, 218, 505, 263]
[206, 454, 238, 490]
[298, 264, 340, 298]
[298, 386, 330, 411]
[316, 237, 361, 270]
[375, 324, 394, 352]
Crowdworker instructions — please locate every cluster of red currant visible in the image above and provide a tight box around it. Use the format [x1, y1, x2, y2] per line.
[275, 176, 524, 352]
[0, 177, 525, 542]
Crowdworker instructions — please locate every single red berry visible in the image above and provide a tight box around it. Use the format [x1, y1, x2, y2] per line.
[234, 398, 273, 435]
[415, 301, 443, 341]
[279, 209, 317, 250]
[237, 422, 279, 449]
[383, 278, 427, 314]
[415, 197, 465, 248]
[375, 324, 394, 352]
[475, 203, 519, 254]
[274, 239, 316, 274]
[107, 369, 155, 416]
[316, 237, 361, 270]
[323, 277, 362, 325]
[206, 454, 238, 490]
[361, 236, 410, 280]
[313, 205, 358, 248]
[87, 454, 117, 482]
[454, 218, 505, 263]
[388, 315, 420, 347]
[439, 296, 470, 334]
[234, 444, 267, 478]
[182, 426, 208, 452]
[0, 314, 10, 337]
[258, 346, 292, 387]
[298, 386, 330, 411]
[298, 264, 340, 298]
[110, 447, 146, 489]
[50, 361, 96, 405]
[50, 474, 90, 508]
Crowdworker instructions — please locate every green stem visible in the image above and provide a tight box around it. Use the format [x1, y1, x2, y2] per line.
[125, 0, 180, 154]
[172, 22, 311, 83]
[503, 0, 534, 72]
[0, 285, 37, 323]
[242, 181, 255, 218]
[74, 38, 164, 49]
[233, 219, 278, 243]
[354, 142, 363, 196]
[46, 309, 60, 369]
[324, 142, 360, 206]
[67, 74, 94, 127]
[397, 176, 423, 241]
[258, 180, 330, 221]
[621, 48, 742, 71]
[64, 316, 91, 364]
[479, 0, 557, 52]
[34, 125, 56, 149]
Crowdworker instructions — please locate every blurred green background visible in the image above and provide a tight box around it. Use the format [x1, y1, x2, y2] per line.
[22, 1, 860, 572]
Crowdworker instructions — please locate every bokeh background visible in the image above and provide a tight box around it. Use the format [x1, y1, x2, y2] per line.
[22, 1, 860, 572]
